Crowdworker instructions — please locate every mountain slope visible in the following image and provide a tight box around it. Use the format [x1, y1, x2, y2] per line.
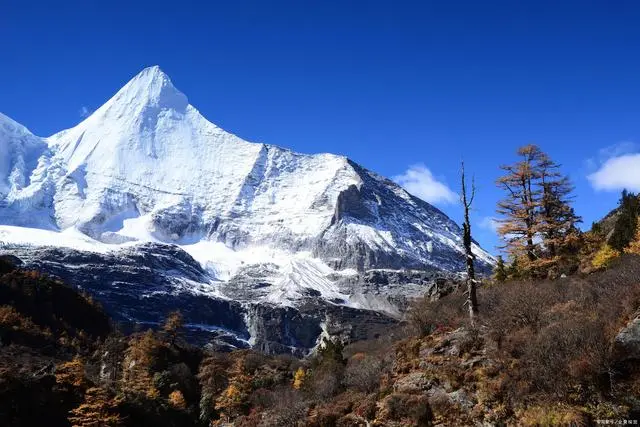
[0, 66, 493, 352]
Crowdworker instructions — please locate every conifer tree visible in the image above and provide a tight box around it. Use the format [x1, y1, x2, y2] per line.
[496, 144, 545, 264]
[197, 355, 230, 423]
[56, 357, 86, 389]
[168, 389, 187, 410]
[609, 190, 639, 251]
[215, 358, 251, 421]
[494, 256, 507, 282]
[121, 330, 160, 399]
[537, 154, 582, 271]
[163, 310, 184, 346]
[624, 225, 640, 255]
[68, 387, 122, 427]
[496, 144, 580, 277]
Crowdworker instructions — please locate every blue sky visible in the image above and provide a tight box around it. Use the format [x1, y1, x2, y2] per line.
[2, 0, 640, 253]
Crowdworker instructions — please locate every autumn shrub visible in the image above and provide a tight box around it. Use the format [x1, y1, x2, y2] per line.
[352, 392, 377, 420]
[381, 393, 433, 425]
[456, 326, 484, 355]
[517, 404, 589, 426]
[248, 388, 275, 410]
[408, 290, 466, 337]
[592, 244, 620, 269]
[342, 355, 381, 393]
[307, 367, 342, 400]
[263, 387, 307, 427]
[520, 316, 610, 396]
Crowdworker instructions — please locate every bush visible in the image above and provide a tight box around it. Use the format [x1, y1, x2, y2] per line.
[262, 387, 307, 427]
[592, 244, 619, 269]
[381, 393, 432, 425]
[342, 355, 381, 393]
[408, 291, 466, 337]
[517, 405, 589, 426]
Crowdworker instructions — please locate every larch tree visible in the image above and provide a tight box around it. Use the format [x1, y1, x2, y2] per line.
[163, 310, 184, 346]
[496, 144, 580, 277]
[460, 160, 478, 323]
[197, 355, 230, 423]
[537, 153, 582, 268]
[215, 357, 251, 421]
[68, 387, 123, 427]
[496, 144, 544, 265]
[121, 330, 160, 399]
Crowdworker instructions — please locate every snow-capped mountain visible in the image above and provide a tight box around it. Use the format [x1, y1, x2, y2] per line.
[0, 66, 493, 352]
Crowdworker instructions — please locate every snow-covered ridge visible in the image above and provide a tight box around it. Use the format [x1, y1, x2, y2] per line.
[0, 66, 494, 307]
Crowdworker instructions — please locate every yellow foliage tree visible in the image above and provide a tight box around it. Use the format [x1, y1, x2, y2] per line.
[215, 358, 250, 420]
[592, 245, 619, 270]
[121, 330, 160, 399]
[68, 387, 122, 427]
[163, 310, 184, 345]
[168, 389, 187, 410]
[292, 367, 306, 390]
[56, 357, 86, 388]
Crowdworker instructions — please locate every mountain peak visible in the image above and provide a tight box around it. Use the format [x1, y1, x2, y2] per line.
[131, 65, 171, 86]
[98, 65, 189, 116]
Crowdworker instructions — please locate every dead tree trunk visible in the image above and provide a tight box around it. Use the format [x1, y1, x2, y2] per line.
[461, 161, 478, 324]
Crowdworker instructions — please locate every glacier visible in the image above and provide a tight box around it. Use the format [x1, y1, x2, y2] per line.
[0, 66, 494, 353]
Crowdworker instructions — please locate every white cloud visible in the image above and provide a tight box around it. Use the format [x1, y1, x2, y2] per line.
[393, 164, 458, 205]
[478, 216, 500, 233]
[79, 106, 91, 118]
[588, 153, 640, 192]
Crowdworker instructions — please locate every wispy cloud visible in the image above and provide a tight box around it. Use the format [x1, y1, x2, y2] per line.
[393, 164, 458, 205]
[478, 216, 500, 233]
[587, 142, 640, 192]
[585, 141, 637, 170]
[79, 106, 91, 118]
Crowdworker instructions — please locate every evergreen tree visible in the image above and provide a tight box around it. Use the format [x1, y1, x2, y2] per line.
[507, 256, 521, 279]
[197, 355, 230, 423]
[494, 256, 507, 282]
[624, 225, 640, 255]
[609, 190, 639, 251]
[317, 336, 345, 366]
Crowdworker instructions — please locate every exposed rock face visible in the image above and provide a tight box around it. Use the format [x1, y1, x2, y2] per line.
[2, 243, 400, 354]
[614, 314, 640, 362]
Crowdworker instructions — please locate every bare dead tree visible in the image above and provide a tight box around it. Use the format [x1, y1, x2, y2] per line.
[461, 160, 478, 324]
